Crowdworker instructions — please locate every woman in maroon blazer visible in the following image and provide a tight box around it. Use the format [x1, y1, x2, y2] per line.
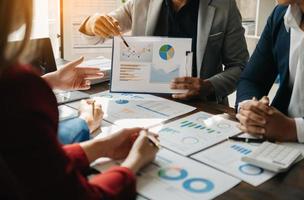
[0, 0, 159, 199]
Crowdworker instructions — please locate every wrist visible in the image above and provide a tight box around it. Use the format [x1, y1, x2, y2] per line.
[42, 72, 60, 89]
[200, 80, 215, 97]
[80, 139, 108, 163]
[286, 118, 298, 142]
[121, 156, 141, 174]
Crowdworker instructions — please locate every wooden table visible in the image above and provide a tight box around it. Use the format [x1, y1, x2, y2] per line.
[80, 82, 304, 200]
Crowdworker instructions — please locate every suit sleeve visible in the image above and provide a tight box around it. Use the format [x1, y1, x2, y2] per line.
[235, 7, 280, 109]
[207, 0, 249, 100]
[1, 68, 136, 200]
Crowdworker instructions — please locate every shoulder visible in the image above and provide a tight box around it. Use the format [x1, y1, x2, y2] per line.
[0, 64, 58, 121]
[269, 5, 288, 24]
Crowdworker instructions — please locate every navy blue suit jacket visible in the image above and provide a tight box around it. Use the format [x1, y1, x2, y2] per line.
[236, 5, 293, 115]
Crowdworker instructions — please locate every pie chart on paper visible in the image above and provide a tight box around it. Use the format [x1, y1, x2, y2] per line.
[159, 44, 175, 60]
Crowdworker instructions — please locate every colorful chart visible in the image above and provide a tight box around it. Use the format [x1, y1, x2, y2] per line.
[115, 99, 129, 104]
[159, 44, 175, 60]
[182, 178, 215, 193]
[239, 164, 264, 176]
[120, 42, 153, 62]
[231, 144, 252, 155]
[158, 167, 188, 181]
[180, 121, 221, 134]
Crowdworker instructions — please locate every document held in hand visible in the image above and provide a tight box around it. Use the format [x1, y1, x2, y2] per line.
[110, 36, 193, 94]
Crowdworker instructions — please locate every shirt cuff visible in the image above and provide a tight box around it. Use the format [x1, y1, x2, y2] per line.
[295, 118, 304, 143]
[63, 144, 90, 172]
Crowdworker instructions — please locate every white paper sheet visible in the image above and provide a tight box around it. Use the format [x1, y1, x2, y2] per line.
[151, 112, 241, 156]
[191, 135, 275, 187]
[92, 149, 240, 200]
[111, 36, 192, 94]
[136, 149, 240, 200]
[91, 91, 196, 128]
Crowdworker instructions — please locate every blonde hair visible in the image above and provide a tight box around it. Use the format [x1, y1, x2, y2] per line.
[0, 0, 33, 74]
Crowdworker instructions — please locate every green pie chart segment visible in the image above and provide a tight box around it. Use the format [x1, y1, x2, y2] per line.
[159, 44, 175, 60]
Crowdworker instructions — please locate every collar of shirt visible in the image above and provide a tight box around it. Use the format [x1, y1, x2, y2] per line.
[284, 4, 303, 32]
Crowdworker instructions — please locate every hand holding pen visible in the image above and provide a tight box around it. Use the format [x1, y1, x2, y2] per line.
[87, 14, 130, 47]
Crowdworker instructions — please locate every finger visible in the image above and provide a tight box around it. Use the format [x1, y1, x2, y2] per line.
[172, 77, 193, 84]
[236, 113, 264, 127]
[260, 96, 270, 105]
[170, 83, 192, 90]
[172, 93, 192, 100]
[238, 110, 267, 125]
[76, 68, 103, 77]
[96, 20, 118, 36]
[241, 101, 273, 115]
[238, 124, 266, 135]
[93, 27, 111, 38]
[78, 80, 91, 90]
[64, 57, 84, 70]
[104, 15, 121, 34]
[108, 15, 121, 31]
[84, 75, 104, 80]
[124, 128, 144, 136]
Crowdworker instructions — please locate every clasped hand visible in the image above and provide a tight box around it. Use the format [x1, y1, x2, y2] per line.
[236, 96, 297, 142]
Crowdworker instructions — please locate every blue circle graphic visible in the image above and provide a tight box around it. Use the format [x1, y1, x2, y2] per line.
[183, 178, 214, 193]
[115, 99, 129, 104]
[158, 167, 188, 181]
[239, 164, 264, 176]
[159, 44, 175, 60]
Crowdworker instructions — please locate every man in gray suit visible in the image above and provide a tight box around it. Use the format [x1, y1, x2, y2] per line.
[80, 0, 249, 105]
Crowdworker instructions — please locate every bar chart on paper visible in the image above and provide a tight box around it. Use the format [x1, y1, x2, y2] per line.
[151, 112, 241, 156]
[191, 135, 276, 186]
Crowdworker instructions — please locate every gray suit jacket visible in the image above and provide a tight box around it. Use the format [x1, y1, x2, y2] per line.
[82, 0, 249, 104]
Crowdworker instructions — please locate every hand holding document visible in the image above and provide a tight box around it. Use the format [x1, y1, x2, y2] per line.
[110, 36, 193, 94]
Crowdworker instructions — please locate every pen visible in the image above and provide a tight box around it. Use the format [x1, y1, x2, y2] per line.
[148, 135, 161, 149]
[144, 129, 160, 149]
[119, 34, 130, 48]
[228, 136, 266, 143]
[92, 100, 95, 116]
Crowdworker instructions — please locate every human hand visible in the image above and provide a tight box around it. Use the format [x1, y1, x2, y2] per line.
[54, 57, 104, 90]
[86, 14, 121, 38]
[121, 130, 159, 174]
[101, 128, 143, 160]
[170, 77, 214, 100]
[236, 96, 273, 135]
[79, 99, 103, 133]
[237, 96, 297, 142]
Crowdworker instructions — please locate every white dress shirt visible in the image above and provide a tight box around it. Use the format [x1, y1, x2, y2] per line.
[284, 4, 304, 143]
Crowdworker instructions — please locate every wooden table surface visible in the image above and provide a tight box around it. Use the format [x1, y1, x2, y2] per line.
[81, 82, 304, 200]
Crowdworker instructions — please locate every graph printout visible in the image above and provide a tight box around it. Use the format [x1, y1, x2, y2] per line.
[111, 36, 192, 94]
[92, 91, 196, 128]
[151, 112, 241, 156]
[191, 135, 276, 187]
[92, 149, 240, 200]
[136, 149, 240, 200]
